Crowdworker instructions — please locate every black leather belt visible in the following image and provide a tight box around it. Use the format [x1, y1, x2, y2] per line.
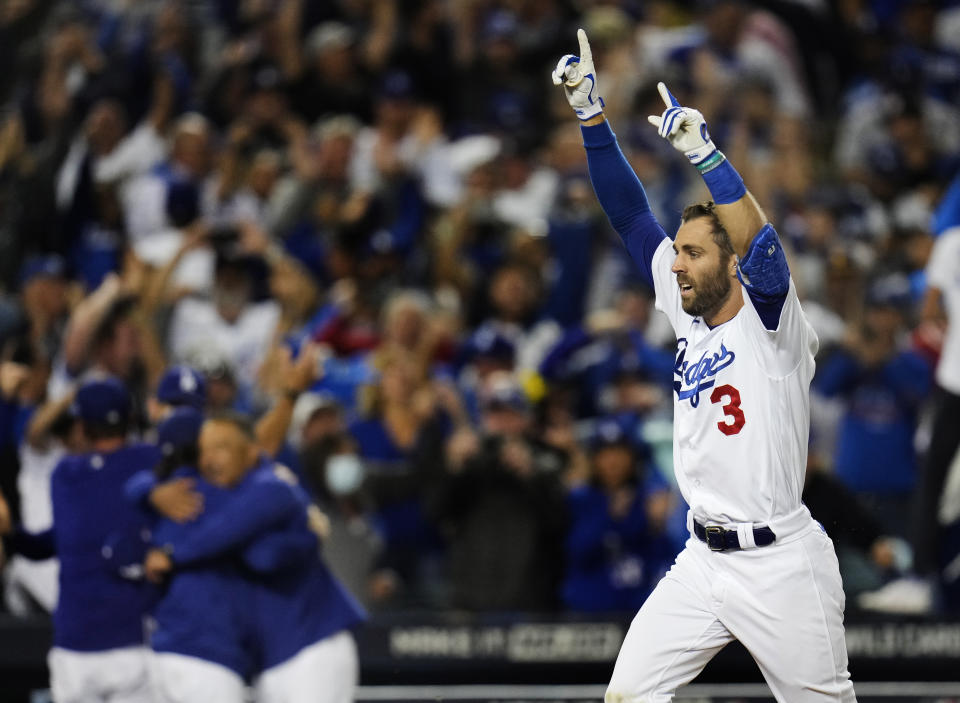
[694, 520, 776, 551]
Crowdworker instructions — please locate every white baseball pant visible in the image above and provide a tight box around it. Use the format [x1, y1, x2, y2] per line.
[151, 651, 247, 703]
[254, 630, 358, 703]
[606, 510, 856, 702]
[48, 646, 153, 703]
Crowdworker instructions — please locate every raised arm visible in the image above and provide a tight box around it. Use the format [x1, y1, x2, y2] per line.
[552, 30, 668, 287]
[648, 81, 791, 328]
[646, 82, 765, 257]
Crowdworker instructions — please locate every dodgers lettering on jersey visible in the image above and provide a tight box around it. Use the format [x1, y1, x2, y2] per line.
[651, 239, 819, 525]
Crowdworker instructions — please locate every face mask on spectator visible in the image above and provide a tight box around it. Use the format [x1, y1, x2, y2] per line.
[325, 453, 365, 496]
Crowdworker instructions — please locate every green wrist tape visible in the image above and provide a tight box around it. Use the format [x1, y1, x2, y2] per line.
[695, 150, 726, 174]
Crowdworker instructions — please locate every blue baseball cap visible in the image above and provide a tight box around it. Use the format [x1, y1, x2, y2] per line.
[19, 254, 66, 288]
[157, 406, 205, 456]
[156, 365, 207, 409]
[73, 377, 131, 426]
[589, 417, 635, 452]
[464, 326, 516, 364]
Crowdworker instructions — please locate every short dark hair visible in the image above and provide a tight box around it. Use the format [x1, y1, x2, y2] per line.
[205, 410, 256, 440]
[154, 443, 199, 480]
[681, 201, 735, 258]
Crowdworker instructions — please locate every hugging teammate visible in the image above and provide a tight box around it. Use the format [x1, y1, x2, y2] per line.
[554, 29, 856, 702]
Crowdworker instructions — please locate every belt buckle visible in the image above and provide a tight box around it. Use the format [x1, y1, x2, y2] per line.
[705, 525, 726, 551]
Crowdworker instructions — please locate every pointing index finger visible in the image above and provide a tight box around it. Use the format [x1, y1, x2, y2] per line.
[657, 81, 681, 108]
[577, 28, 592, 64]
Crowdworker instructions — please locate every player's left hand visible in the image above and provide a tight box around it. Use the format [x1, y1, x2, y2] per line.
[647, 82, 718, 167]
[552, 29, 604, 121]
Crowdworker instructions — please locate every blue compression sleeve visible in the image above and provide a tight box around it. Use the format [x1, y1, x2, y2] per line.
[582, 122, 668, 287]
[700, 158, 746, 205]
[242, 530, 318, 573]
[168, 481, 301, 566]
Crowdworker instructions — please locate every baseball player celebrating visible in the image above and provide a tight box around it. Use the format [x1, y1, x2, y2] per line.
[553, 30, 855, 702]
[3, 378, 162, 703]
[144, 413, 365, 703]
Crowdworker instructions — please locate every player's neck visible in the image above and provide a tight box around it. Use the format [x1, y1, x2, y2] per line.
[703, 282, 745, 328]
[90, 437, 125, 454]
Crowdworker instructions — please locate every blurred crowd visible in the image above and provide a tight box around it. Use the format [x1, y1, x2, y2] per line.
[1, 0, 960, 618]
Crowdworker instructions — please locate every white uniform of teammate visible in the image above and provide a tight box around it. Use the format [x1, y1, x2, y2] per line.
[553, 29, 856, 702]
[4, 442, 61, 614]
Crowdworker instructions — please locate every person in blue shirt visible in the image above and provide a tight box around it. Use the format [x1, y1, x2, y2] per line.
[563, 418, 677, 612]
[813, 293, 932, 536]
[144, 412, 366, 703]
[4, 377, 161, 703]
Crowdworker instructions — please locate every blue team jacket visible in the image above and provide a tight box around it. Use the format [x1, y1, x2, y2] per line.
[51, 442, 162, 652]
[120, 465, 313, 677]
[562, 481, 677, 613]
[158, 458, 367, 672]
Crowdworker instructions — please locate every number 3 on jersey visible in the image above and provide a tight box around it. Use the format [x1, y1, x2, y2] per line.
[710, 384, 745, 436]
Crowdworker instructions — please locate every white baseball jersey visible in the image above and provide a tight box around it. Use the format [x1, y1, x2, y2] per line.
[650, 238, 819, 525]
[925, 226, 960, 394]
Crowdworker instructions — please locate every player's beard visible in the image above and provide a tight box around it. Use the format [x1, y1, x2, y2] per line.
[680, 256, 733, 319]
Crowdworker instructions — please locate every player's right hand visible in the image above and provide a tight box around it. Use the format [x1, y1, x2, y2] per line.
[647, 82, 718, 167]
[552, 28, 604, 121]
[144, 548, 174, 583]
[149, 478, 203, 523]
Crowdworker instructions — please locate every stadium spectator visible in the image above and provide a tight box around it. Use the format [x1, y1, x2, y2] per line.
[908, 221, 960, 611]
[812, 288, 932, 538]
[562, 418, 675, 612]
[167, 253, 280, 407]
[803, 454, 908, 599]
[429, 373, 568, 611]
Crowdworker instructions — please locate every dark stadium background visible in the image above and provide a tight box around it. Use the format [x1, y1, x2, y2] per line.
[2, 0, 960, 701]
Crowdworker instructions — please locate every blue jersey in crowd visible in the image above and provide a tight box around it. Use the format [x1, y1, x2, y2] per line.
[562, 476, 676, 613]
[50, 442, 162, 651]
[814, 348, 932, 494]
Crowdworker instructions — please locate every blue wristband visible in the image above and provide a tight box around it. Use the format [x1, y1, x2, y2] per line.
[701, 157, 747, 205]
